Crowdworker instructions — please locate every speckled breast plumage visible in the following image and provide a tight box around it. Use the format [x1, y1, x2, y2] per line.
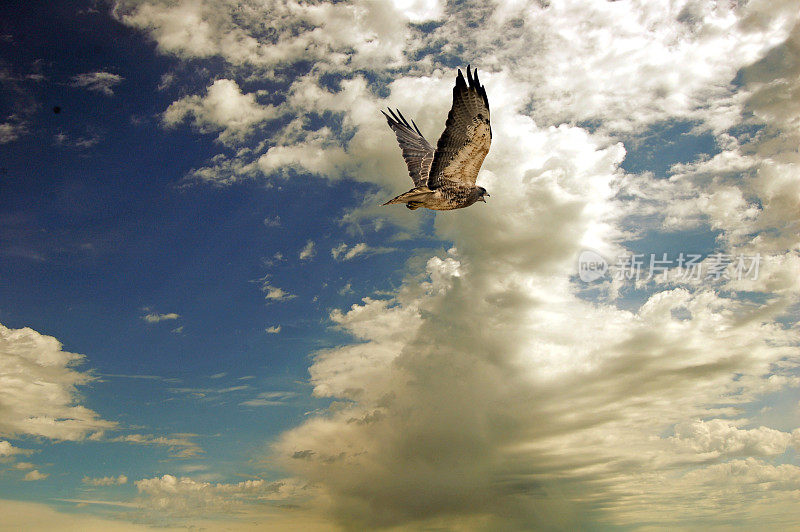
[422, 185, 481, 210]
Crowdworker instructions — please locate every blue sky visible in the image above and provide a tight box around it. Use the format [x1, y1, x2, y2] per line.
[1, 1, 799, 530]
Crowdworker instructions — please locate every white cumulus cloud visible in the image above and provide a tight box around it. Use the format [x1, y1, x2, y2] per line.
[163, 79, 276, 146]
[0, 440, 31, 457]
[256, 276, 296, 303]
[23, 469, 49, 481]
[134, 474, 304, 517]
[0, 323, 116, 441]
[299, 240, 315, 261]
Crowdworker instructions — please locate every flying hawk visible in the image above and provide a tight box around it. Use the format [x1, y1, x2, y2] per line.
[382, 66, 491, 210]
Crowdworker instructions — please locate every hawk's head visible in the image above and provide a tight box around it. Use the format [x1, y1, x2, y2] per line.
[477, 186, 490, 203]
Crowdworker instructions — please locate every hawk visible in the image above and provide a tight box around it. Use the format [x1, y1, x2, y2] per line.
[382, 66, 491, 210]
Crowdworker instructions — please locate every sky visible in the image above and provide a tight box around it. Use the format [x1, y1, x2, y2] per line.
[0, 0, 799, 530]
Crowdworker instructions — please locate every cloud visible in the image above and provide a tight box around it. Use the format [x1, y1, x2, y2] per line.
[70, 72, 124, 96]
[262, 215, 281, 227]
[157, 71, 176, 91]
[262, 285, 294, 302]
[114, 0, 800, 193]
[54, 131, 102, 149]
[255, 276, 296, 302]
[83, 475, 129, 486]
[0, 440, 31, 457]
[299, 240, 315, 261]
[616, 20, 800, 302]
[609, 458, 800, 528]
[23, 469, 48, 481]
[0, 65, 38, 145]
[110, 0, 454, 187]
[742, 15, 800, 152]
[134, 474, 304, 517]
[269, 107, 635, 527]
[276, 269, 799, 529]
[114, 0, 425, 69]
[169, 385, 249, 398]
[670, 419, 796, 458]
[391, 0, 444, 23]
[0, 323, 116, 441]
[104, 434, 203, 458]
[142, 312, 180, 323]
[338, 282, 353, 296]
[240, 391, 296, 407]
[114, 0, 265, 64]
[503, 1, 796, 134]
[330, 242, 393, 261]
[268, 44, 800, 528]
[162, 79, 276, 146]
[0, 120, 27, 144]
[331, 242, 364, 261]
[98, 373, 180, 382]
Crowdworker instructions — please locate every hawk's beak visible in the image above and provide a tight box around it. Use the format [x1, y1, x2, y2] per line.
[479, 197, 486, 202]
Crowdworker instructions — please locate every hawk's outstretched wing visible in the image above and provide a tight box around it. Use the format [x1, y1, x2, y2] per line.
[428, 66, 491, 189]
[382, 108, 435, 188]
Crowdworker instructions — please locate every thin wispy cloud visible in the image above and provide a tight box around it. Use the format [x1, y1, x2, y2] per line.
[53, 131, 102, 149]
[169, 385, 250, 396]
[240, 391, 297, 407]
[70, 71, 124, 96]
[0, 120, 27, 144]
[142, 312, 180, 323]
[105, 433, 203, 458]
[98, 373, 181, 383]
[330, 242, 393, 261]
[52, 498, 139, 508]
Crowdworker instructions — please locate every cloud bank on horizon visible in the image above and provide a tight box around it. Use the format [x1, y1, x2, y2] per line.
[1, 0, 799, 529]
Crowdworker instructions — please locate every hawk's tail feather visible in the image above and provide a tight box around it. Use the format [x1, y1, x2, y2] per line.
[382, 186, 434, 206]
